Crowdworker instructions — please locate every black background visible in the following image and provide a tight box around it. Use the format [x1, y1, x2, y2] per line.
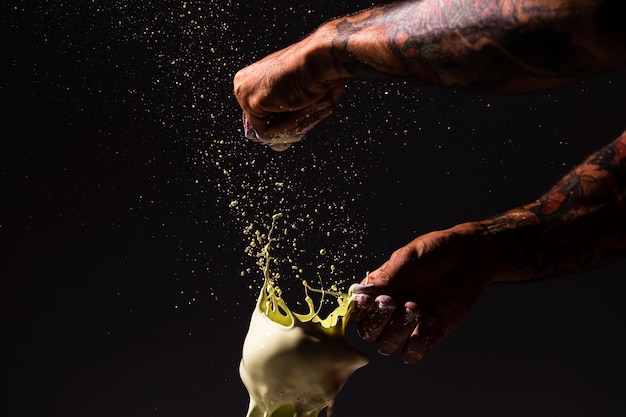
[3, 1, 626, 416]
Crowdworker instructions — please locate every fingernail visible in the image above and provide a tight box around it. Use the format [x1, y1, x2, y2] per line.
[357, 296, 396, 342]
[402, 303, 420, 325]
[375, 295, 395, 310]
[349, 294, 374, 322]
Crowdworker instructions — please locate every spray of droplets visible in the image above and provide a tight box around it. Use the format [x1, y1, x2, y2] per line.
[207, 136, 373, 305]
[41, 0, 381, 310]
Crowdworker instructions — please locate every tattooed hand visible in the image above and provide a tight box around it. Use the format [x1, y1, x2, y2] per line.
[234, 0, 625, 149]
[233, 34, 347, 151]
[325, 0, 626, 91]
[352, 130, 626, 363]
[349, 222, 499, 364]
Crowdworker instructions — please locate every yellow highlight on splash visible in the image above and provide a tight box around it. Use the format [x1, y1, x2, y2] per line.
[239, 213, 369, 417]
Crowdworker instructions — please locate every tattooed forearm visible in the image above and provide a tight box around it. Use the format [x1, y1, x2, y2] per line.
[323, 0, 626, 92]
[482, 130, 626, 282]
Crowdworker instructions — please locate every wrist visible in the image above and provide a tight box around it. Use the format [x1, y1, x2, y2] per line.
[431, 221, 504, 287]
[478, 209, 543, 283]
[301, 23, 353, 85]
[447, 218, 535, 285]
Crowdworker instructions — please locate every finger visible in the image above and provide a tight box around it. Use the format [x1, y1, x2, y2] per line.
[401, 316, 439, 364]
[363, 260, 399, 290]
[264, 106, 331, 151]
[376, 301, 420, 356]
[350, 283, 377, 295]
[289, 101, 334, 134]
[242, 89, 340, 145]
[349, 293, 375, 323]
[241, 108, 321, 147]
[357, 295, 396, 342]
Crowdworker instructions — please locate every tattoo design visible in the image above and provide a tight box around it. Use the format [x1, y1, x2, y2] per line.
[484, 131, 626, 280]
[323, 0, 625, 279]
[329, 0, 618, 90]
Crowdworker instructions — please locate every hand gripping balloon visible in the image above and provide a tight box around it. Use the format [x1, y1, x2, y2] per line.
[241, 88, 342, 152]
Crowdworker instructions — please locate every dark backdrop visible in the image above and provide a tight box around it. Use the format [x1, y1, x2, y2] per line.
[3, 1, 625, 416]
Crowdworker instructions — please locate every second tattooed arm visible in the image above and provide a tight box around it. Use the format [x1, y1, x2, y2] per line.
[351, 130, 626, 363]
[233, 0, 626, 142]
[483, 130, 626, 282]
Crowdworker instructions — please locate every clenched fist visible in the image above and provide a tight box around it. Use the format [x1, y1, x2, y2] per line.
[233, 33, 346, 151]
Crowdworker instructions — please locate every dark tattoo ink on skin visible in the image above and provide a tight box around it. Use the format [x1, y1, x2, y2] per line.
[483, 131, 626, 281]
[327, 0, 625, 90]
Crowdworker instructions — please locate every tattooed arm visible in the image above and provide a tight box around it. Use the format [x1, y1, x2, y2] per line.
[482, 129, 626, 282]
[324, 0, 626, 91]
[351, 130, 626, 363]
[233, 0, 625, 145]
